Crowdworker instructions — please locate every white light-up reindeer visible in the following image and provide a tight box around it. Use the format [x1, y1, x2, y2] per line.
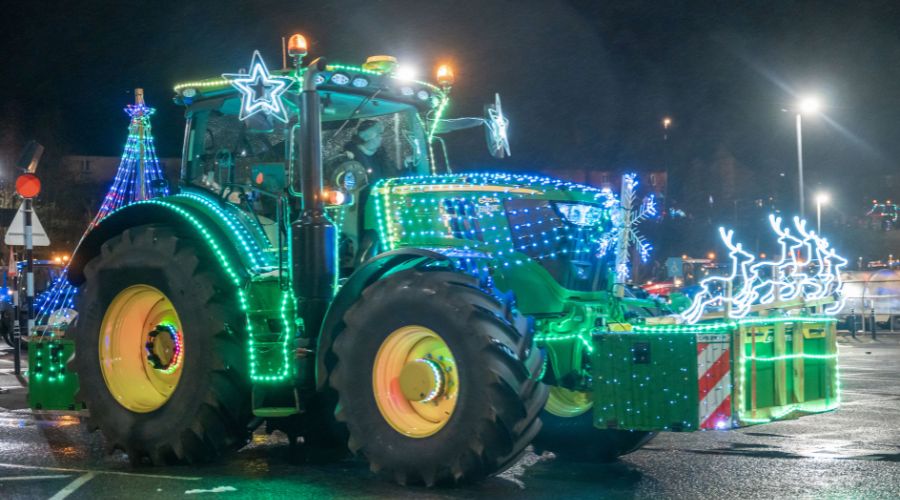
[774, 218, 808, 301]
[748, 215, 794, 304]
[680, 214, 849, 324]
[792, 217, 826, 299]
[822, 241, 849, 314]
[680, 228, 756, 323]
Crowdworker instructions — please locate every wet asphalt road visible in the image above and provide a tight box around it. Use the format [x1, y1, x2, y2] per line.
[1, 336, 899, 499]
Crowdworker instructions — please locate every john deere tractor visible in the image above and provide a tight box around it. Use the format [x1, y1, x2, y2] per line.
[44, 34, 840, 485]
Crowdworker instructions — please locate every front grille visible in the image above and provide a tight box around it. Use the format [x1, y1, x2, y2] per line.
[505, 198, 613, 291]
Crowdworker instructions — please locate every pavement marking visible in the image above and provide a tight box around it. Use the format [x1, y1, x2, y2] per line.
[0, 462, 202, 481]
[0, 474, 72, 481]
[49, 472, 95, 500]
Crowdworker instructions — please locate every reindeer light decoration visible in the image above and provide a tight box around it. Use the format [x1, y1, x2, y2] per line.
[680, 215, 847, 324]
[680, 228, 757, 324]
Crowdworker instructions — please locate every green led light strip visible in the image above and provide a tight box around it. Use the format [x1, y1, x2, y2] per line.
[534, 331, 594, 354]
[104, 200, 293, 383]
[175, 192, 271, 270]
[174, 77, 230, 92]
[746, 352, 837, 362]
[632, 316, 837, 334]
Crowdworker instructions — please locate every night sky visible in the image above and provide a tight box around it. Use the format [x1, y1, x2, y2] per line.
[1, 0, 898, 232]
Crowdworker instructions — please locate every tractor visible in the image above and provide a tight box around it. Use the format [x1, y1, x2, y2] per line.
[39, 34, 840, 486]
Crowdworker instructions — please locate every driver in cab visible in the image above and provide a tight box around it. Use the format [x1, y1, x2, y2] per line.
[344, 119, 390, 179]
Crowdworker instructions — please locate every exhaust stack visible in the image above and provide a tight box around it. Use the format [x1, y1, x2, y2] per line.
[292, 57, 336, 341]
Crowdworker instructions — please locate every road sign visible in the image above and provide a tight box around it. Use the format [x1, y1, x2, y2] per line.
[15, 174, 41, 198]
[4, 201, 50, 246]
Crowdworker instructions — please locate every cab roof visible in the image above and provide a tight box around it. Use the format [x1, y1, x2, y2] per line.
[173, 62, 446, 115]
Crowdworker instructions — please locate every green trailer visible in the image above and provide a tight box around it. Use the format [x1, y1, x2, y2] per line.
[29, 34, 843, 485]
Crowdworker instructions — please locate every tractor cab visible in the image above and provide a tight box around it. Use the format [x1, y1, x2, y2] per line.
[175, 54, 446, 266]
[177, 55, 441, 193]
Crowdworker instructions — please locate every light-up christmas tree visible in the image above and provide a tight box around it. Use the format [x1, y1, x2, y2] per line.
[34, 89, 169, 332]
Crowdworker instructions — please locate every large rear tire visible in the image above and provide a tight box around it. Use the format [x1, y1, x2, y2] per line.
[327, 268, 548, 485]
[533, 387, 655, 462]
[72, 224, 252, 464]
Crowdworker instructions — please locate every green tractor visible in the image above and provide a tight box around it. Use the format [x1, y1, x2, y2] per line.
[46, 34, 840, 485]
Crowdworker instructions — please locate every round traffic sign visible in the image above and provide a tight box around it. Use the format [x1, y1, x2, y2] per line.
[15, 174, 41, 198]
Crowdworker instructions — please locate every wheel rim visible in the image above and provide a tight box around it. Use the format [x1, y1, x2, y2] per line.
[545, 386, 593, 418]
[372, 325, 458, 438]
[99, 285, 185, 413]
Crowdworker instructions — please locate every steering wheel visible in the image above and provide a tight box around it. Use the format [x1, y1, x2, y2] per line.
[329, 159, 369, 194]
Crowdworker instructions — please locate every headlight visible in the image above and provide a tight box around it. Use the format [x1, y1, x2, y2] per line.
[330, 72, 350, 85]
[554, 202, 607, 226]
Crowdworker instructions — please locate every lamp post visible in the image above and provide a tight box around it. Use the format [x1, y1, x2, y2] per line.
[795, 96, 821, 219]
[815, 191, 830, 234]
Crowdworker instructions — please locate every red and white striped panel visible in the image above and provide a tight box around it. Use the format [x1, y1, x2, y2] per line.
[697, 334, 732, 430]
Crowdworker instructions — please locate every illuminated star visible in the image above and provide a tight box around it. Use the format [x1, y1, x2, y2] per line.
[223, 50, 293, 123]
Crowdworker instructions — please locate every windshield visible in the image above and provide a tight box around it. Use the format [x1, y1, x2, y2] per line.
[182, 95, 430, 196]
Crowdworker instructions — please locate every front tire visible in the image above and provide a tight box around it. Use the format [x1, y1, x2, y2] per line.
[327, 268, 548, 485]
[72, 224, 252, 464]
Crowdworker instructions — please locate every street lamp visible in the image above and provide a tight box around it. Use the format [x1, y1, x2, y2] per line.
[794, 95, 822, 219]
[815, 191, 830, 234]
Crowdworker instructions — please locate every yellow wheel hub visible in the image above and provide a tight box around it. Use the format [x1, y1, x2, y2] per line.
[99, 285, 185, 413]
[545, 386, 593, 418]
[372, 326, 458, 438]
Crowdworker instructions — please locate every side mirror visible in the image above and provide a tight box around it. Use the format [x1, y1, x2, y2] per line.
[484, 93, 510, 158]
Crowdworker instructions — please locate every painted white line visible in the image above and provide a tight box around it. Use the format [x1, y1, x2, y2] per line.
[49, 472, 95, 500]
[0, 463, 201, 481]
[0, 474, 72, 481]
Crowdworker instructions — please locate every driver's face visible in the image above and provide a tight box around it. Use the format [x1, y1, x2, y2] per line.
[364, 134, 383, 151]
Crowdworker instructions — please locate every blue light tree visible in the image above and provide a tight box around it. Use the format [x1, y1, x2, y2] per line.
[34, 90, 169, 333]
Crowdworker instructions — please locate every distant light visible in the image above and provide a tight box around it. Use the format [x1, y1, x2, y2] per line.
[798, 95, 822, 114]
[760, 252, 767, 259]
[395, 65, 418, 81]
[707, 252, 716, 260]
[815, 192, 830, 205]
[662, 116, 672, 128]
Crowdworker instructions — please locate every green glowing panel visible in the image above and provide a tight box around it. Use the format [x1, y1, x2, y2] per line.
[28, 340, 81, 411]
[736, 321, 839, 425]
[592, 332, 700, 432]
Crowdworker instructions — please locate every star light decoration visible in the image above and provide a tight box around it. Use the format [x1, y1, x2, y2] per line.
[223, 50, 293, 123]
